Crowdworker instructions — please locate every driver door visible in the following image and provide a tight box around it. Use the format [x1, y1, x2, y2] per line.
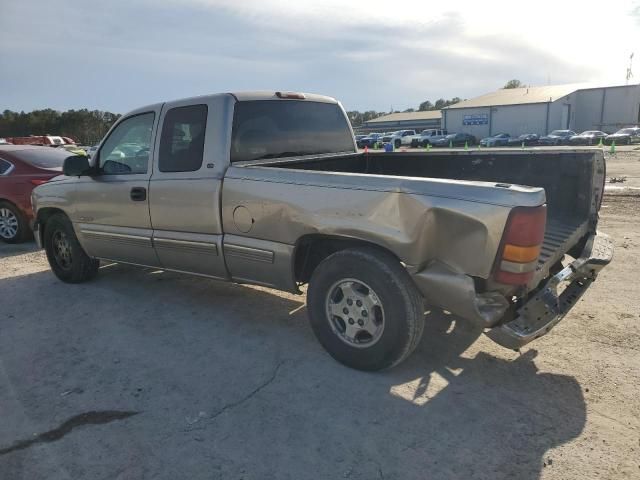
[71, 107, 162, 267]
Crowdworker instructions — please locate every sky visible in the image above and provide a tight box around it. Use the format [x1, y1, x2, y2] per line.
[1, 0, 639, 114]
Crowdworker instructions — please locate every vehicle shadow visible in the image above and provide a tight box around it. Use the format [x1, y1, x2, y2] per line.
[0, 241, 38, 259]
[0, 264, 586, 480]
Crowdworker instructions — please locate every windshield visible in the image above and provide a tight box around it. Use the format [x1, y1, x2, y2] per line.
[550, 130, 569, 136]
[14, 147, 69, 169]
[616, 128, 636, 134]
[445, 134, 456, 139]
[231, 101, 354, 162]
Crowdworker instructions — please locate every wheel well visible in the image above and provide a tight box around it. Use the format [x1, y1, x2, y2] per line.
[294, 235, 400, 284]
[36, 207, 67, 238]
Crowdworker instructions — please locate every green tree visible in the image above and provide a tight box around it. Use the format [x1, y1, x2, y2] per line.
[0, 109, 120, 145]
[503, 79, 524, 89]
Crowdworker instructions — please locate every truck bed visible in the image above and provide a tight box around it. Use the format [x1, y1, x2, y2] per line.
[248, 149, 602, 286]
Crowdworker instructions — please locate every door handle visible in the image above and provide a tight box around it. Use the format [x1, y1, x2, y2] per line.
[130, 187, 147, 201]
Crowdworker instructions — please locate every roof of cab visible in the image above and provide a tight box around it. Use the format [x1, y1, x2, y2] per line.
[230, 91, 338, 103]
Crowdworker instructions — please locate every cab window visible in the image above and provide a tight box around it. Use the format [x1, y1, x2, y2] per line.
[158, 104, 208, 172]
[98, 113, 155, 175]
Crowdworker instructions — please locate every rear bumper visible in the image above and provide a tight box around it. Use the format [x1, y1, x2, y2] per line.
[485, 231, 614, 349]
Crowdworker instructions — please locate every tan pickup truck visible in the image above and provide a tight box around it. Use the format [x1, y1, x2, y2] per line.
[31, 91, 613, 370]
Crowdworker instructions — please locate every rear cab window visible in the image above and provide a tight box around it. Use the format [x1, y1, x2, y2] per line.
[231, 100, 355, 162]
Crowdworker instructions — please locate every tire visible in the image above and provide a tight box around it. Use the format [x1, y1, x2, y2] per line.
[44, 213, 99, 283]
[0, 201, 30, 243]
[307, 247, 425, 371]
[394, 139, 401, 149]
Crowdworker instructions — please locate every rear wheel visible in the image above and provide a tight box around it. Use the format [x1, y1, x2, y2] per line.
[44, 213, 99, 283]
[307, 247, 425, 371]
[0, 201, 30, 243]
[394, 139, 401, 149]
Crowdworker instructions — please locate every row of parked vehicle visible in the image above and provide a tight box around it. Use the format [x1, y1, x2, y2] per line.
[356, 126, 640, 149]
[356, 129, 478, 149]
[480, 127, 640, 147]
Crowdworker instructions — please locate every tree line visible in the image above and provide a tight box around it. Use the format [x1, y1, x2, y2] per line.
[0, 109, 121, 145]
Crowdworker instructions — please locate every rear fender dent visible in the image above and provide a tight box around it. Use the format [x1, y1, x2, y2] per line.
[411, 261, 509, 327]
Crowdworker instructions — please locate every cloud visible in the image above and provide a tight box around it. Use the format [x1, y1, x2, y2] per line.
[0, 0, 637, 113]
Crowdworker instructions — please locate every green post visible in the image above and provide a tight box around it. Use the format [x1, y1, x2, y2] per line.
[609, 140, 616, 154]
[449, 140, 453, 148]
[598, 137, 603, 147]
[521, 141, 525, 149]
[464, 141, 469, 150]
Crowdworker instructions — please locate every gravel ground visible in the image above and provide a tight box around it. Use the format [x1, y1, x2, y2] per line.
[1, 161, 639, 479]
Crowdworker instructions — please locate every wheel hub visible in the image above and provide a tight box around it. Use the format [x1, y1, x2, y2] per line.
[0, 208, 18, 239]
[52, 230, 72, 270]
[325, 279, 385, 348]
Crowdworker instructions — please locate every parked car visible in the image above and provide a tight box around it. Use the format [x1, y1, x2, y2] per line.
[506, 134, 539, 147]
[354, 134, 367, 146]
[381, 130, 416, 149]
[0, 145, 68, 242]
[604, 127, 640, 145]
[538, 130, 577, 146]
[480, 133, 510, 147]
[432, 132, 476, 147]
[358, 133, 384, 148]
[409, 129, 448, 147]
[31, 90, 612, 371]
[568, 131, 608, 146]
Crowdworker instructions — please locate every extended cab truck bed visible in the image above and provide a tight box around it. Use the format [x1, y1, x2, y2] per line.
[31, 91, 613, 371]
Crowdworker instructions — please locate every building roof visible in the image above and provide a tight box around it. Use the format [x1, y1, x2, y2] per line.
[445, 83, 592, 109]
[365, 110, 442, 123]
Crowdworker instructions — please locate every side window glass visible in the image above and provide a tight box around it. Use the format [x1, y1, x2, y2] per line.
[99, 113, 155, 175]
[0, 159, 11, 174]
[159, 104, 207, 172]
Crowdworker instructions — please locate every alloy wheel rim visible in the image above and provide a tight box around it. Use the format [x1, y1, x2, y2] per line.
[0, 208, 18, 239]
[52, 230, 73, 270]
[325, 278, 385, 348]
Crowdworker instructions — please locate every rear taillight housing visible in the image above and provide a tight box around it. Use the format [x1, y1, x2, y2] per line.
[30, 179, 49, 186]
[494, 205, 547, 285]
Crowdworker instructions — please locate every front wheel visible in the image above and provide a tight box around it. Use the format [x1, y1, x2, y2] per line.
[44, 214, 100, 283]
[307, 247, 425, 371]
[394, 139, 401, 149]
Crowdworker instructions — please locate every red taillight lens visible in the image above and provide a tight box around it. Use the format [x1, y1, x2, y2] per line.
[30, 179, 49, 186]
[494, 205, 547, 285]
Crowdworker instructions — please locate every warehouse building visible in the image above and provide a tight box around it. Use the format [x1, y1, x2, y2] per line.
[442, 83, 640, 138]
[359, 110, 441, 133]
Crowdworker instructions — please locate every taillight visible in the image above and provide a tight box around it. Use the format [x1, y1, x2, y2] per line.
[494, 205, 546, 285]
[30, 179, 49, 186]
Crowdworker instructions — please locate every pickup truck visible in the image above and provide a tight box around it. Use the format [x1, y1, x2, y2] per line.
[31, 91, 613, 371]
[381, 130, 416, 149]
[409, 129, 449, 147]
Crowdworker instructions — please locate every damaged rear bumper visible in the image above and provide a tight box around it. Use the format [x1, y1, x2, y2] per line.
[485, 231, 614, 349]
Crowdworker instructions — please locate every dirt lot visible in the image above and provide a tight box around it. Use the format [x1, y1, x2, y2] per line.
[1, 151, 639, 480]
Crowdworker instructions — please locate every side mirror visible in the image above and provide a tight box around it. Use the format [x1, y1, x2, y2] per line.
[63, 155, 93, 177]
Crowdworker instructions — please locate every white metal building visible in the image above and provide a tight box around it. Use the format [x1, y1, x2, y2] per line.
[442, 83, 640, 138]
[359, 110, 442, 133]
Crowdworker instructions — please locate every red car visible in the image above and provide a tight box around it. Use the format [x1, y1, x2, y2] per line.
[0, 145, 68, 243]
